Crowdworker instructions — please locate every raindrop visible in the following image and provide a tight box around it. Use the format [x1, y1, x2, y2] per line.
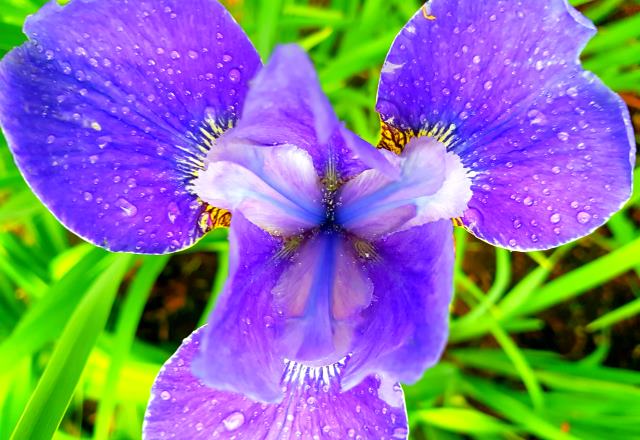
[222, 412, 245, 431]
[46, 135, 56, 144]
[557, 132, 569, 142]
[567, 87, 578, 98]
[170, 50, 180, 59]
[222, 54, 232, 62]
[188, 50, 198, 59]
[508, 239, 517, 247]
[83, 192, 93, 201]
[160, 391, 171, 400]
[551, 166, 561, 174]
[472, 55, 481, 64]
[577, 211, 591, 224]
[228, 68, 241, 82]
[483, 80, 493, 91]
[115, 198, 137, 217]
[550, 213, 561, 224]
[513, 219, 522, 229]
[216, 32, 224, 40]
[195, 423, 204, 432]
[523, 196, 533, 206]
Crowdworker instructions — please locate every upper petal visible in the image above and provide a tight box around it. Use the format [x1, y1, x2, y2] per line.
[193, 143, 324, 236]
[337, 137, 472, 238]
[377, 0, 635, 250]
[225, 44, 395, 181]
[0, 0, 260, 253]
[144, 327, 409, 440]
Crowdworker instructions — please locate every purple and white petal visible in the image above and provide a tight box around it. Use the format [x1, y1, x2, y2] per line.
[337, 137, 471, 239]
[377, 0, 634, 250]
[194, 143, 324, 236]
[342, 220, 455, 391]
[144, 327, 409, 440]
[0, 0, 260, 253]
[226, 44, 394, 180]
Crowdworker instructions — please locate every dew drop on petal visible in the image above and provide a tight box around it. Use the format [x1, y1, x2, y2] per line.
[577, 211, 591, 224]
[228, 68, 241, 82]
[222, 412, 245, 431]
[550, 213, 561, 224]
[557, 132, 569, 142]
[115, 198, 137, 217]
[160, 391, 171, 400]
[483, 80, 493, 91]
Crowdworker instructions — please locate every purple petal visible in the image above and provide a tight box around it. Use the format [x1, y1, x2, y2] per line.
[144, 327, 409, 440]
[377, 0, 634, 250]
[193, 214, 286, 402]
[343, 220, 455, 390]
[0, 0, 260, 253]
[337, 137, 472, 238]
[226, 44, 394, 180]
[193, 143, 324, 236]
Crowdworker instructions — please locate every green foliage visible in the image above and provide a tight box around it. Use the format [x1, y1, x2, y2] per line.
[0, 0, 639, 439]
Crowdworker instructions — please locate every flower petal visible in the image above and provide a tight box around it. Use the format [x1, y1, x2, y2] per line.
[0, 0, 260, 253]
[224, 44, 395, 180]
[193, 143, 324, 236]
[377, 0, 634, 250]
[193, 214, 286, 402]
[342, 220, 455, 390]
[337, 137, 472, 238]
[145, 327, 409, 440]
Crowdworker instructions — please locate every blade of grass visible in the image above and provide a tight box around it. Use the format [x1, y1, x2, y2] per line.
[11, 254, 133, 440]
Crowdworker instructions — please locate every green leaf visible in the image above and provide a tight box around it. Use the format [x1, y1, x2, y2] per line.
[11, 254, 133, 439]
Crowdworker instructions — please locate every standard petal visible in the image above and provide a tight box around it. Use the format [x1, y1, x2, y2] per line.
[0, 0, 260, 253]
[341, 220, 455, 391]
[377, 0, 634, 250]
[337, 137, 472, 238]
[193, 143, 324, 236]
[223, 44, 394, 180]
[144, 327, 409, 440]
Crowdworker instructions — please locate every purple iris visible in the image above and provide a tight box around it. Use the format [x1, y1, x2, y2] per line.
[0, 0, 634, 438]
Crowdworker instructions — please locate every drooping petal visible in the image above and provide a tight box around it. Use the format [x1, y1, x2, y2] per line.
[342, 220, 455, 391]
[192, 214, 286, 402]
[337, 137, 472, 239]
[377, 0, 634, 250]
[194, 215, 375, 401]
[193, 143, 324, 236]
[222, 44, 396, 181]
[0, 0, 260, 253]
[144, 327, 409, 440]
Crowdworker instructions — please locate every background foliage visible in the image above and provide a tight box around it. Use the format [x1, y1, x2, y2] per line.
[0, 0, 639, 439]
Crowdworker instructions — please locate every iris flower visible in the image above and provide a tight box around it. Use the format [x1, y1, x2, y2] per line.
[0, 0, 634, 438]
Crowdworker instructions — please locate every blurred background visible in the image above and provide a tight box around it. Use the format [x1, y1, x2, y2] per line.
[0, 0, 639, 439]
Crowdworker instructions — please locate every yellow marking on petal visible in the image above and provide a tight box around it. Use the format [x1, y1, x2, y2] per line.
[422, 4, 436, 20]
[377, 117, 458, 154]
[90, 121, 102, 131]
[198, 204, 232, 233]
[353, 238, 379, 262]
[453, 217, 464, 227]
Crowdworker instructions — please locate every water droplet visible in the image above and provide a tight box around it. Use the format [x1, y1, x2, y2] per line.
[523, 196, 533, 206]
[513, 219, 522, 229]
[472, 55, 481, 64]
[442, 87, 451, 96]
[508, 239, 517, 247]
[557, 132, 569, 142]
[45, 50, 55, 60]
[228, 68, 241, 82]
[263, 315, 274, 328]
[527, 109, 547, 126]
[222, 54, 232, 62]
[115, 198, 137, 217]
[46, 134, 56, 144]
[83, 191, 93, 201]
[160, 391, 171, 400]
[170, 50, 180, 59]
[222, 412, 245, 431]
[551, 166, 561, 174]
[188, 50, 198, 59]
[393, 428, 409, 439]
[483, 80, 493, 91]
[567, 87, 578, 98]
[348, 428, 356, 438]
[195, 422, 203, 431]
[577, 211, 591, 224]
[550, 213, 561, 224]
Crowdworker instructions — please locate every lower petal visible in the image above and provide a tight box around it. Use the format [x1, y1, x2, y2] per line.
[342, 220, 455, 390]
[144, 327, 409, 440]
